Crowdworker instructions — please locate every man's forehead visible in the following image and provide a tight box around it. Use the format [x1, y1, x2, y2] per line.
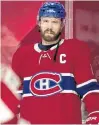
[40, 17, 61, 21]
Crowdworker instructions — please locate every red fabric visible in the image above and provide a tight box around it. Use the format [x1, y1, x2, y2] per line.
[83, 93, 99, 113]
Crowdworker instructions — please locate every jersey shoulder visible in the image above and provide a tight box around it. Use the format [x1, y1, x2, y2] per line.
[13, 43, 36, 60]
[64, 38, 89, 48]
[63, 39, 90, 53]
[12, 43, 37, 69]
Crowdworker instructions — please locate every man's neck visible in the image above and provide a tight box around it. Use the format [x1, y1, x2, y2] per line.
[42, 38, 60, 45]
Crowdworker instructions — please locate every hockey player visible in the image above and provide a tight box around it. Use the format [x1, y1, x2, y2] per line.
[12, 2, 99, 124]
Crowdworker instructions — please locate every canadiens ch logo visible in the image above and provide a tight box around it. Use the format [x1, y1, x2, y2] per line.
[30, 72, 62, 97]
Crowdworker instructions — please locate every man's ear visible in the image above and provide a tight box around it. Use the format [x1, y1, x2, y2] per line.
[61, 19, 66, 30]
[62, 19, 66, 28]
[37, 21, 41, 32]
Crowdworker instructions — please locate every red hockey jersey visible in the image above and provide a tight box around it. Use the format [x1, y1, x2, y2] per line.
[12, 39, 99, 124]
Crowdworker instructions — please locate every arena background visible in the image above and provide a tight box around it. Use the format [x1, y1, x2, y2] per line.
[1, 1, 99, 123]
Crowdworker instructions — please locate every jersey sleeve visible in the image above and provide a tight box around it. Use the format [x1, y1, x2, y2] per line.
[12, 48, 23, 95]
[73, 41, 99, 114]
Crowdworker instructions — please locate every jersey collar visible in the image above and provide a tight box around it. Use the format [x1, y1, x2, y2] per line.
[34, 39, 64, 53]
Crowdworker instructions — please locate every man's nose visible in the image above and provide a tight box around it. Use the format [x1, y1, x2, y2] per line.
[47, 22, 53, 29]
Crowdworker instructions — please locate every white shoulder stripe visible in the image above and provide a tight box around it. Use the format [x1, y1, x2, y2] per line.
[23, 93, 32, 97]
[77, 79, 97, 88]
[24, 73, 74, 81]
[23, 90, 78, 98]
[61, 73, 74, 77]
[82, 90, 99, 101]
[61, 90, 78, 95]
[24, 76, 32, 80]
[0, 99, 14, 123]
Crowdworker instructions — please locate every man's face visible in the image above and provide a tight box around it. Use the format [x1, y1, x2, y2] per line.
[39, 17, 63, 42]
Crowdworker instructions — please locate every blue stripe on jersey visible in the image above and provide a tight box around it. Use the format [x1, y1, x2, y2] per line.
[23, 76, 76, 94]
[59, 76, 76, 90]
[76, 82, 99, 98]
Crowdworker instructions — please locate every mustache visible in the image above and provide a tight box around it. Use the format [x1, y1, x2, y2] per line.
[44, 29, 55, 34]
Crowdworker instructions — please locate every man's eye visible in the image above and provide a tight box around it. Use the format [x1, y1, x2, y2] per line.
[43, 20, 48, 23]
[53, 21, 58, 24]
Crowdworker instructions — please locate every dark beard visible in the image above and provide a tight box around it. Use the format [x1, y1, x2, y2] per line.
[40, 28, 61, 42]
